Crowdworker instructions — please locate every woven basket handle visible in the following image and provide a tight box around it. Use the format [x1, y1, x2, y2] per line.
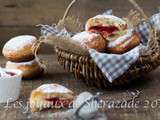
[60, 0, 148, 22]
[61, 0, 78, 21]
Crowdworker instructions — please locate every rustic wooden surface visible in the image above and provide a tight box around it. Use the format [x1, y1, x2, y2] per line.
[0, 54, 160, 120]
[0, 0, 160, 120]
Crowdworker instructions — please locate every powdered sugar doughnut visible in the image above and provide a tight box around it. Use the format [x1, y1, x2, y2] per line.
[5, 59, 43, 79]
[30, 84, 74, 112]
[2, 35, 37, 62]
[72, 31, 106, 52]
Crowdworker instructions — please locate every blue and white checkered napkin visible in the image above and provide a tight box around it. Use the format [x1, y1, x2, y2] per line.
[39, 12, 160, 83]
[89, 46, 140, 82]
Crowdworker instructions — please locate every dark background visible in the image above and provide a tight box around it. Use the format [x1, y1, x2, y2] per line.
[0, 0, 159, 53]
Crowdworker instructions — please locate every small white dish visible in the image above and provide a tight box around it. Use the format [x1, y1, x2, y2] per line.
[0, 69, 22, 103]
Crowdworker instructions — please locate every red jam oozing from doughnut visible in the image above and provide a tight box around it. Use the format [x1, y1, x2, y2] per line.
[6, 72, 16, 76]
[45, 98, 72, 108]
[89, 26, 119, 37]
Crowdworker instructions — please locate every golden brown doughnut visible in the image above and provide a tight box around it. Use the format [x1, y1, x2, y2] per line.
[5, 59, 43, 79]
[106, 30, 140, 54]
[72, 31, 106, 52]
[2, 35, 37, 62]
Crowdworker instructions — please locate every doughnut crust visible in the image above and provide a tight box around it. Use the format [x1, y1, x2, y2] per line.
[5, 59, 43, 79]
[72, 31, 106, 52]
[2, 35, 37, 62]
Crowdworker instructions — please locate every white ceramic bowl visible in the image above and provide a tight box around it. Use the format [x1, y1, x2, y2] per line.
[0, 69, 22, 103]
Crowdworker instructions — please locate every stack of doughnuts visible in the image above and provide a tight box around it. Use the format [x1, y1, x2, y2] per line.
[2, 35, 43, 79]
[72, 15, 141, 54]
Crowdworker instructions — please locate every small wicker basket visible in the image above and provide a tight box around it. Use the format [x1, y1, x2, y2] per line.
[36, 0, 160, 88]
[55, 44, 160, 88]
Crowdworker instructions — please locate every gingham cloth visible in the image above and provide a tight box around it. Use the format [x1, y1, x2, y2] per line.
[39, 12, 160, 83]
[89, 47, 140, 82]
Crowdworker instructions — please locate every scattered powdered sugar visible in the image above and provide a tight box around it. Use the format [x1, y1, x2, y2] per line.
[108, 29, 134, 47]
[36, 84, 72, 93]
[3, 35, 37, 51]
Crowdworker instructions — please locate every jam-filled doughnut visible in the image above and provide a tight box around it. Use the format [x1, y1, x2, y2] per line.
[85, 15, 127, 37]
[30, 84, 74, 112]
[5, 59, 43, 79]
[2, 35, 37, 62]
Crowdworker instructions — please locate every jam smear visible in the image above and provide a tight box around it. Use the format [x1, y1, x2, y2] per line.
[45, 98, 72, 108]
[89, 26, 119, 37]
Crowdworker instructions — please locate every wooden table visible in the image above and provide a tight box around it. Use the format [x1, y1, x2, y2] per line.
[1, 0, 160, 119]
[0, 54, 160, 120]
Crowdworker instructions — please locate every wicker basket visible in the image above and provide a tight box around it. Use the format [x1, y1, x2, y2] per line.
[53, 1, 160, 88]
[55, 43, 160, 88]
[35, 0, 160, 88]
